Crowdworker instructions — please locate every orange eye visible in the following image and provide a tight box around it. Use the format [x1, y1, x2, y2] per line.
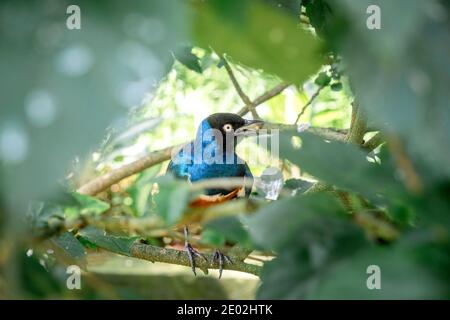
[223, 124, 233, 132]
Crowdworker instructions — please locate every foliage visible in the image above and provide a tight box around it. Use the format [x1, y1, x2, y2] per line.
[1, 0, 449, 300]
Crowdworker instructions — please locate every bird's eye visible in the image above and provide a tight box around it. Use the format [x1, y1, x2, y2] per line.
[223, 124, 233, 132]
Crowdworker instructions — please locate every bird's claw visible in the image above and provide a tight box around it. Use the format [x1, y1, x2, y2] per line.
[185, 243, 207, 276]
[213, 250, 233, 279]
[184, 226, 207, 276]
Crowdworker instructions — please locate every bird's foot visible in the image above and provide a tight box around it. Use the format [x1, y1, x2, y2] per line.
[184, 226, 206, 276]
[213, 250, 233, 279]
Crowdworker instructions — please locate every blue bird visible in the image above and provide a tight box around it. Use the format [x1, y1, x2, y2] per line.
[166, 112, 263, 277]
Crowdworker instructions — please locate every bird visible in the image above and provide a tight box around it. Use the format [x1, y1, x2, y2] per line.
[167, 112, 263, 277]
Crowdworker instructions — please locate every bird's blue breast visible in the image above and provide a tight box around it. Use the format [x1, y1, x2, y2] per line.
[168, 119, 247, 195]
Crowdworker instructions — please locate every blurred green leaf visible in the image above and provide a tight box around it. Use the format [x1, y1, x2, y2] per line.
[259, 235, 449, 299]
[308, 245, 449, 299]
[246, 193, 347, 251]
[78, 226, 138, 256]
[253, 198, 367, 298]
[127, 165, 161, 216]
[174, 46, 203, 73]
[280, 132, 404, 200]
[153, 175, 191, 225]
[52, 231, 86, 260]
[314, 71, 331, 86]
[204, 216, 253, 249]
[303, 0, 333, 34]
[193, 0, 322, 84]
[330, 82, 342, 91]
[0, 0, 187, 223]
[283, 178, 314, 194]
[71, 192, 110, 216]
[16, 249, 64, 298]
[334, 0, 450, 180]
[200, 229, 226, 247]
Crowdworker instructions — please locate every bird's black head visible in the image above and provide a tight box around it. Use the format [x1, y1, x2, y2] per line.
[205, 113, 263, 137]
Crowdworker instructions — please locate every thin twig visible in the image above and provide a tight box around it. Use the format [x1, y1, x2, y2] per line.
[388, 135, 423, 193]
[294, 86, 324, 124]
[222, 56, 260, 119]
[236, 83, 290, 116]
[363, 132, 384, 151]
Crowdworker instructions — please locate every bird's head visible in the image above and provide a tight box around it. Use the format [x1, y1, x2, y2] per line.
[204, 113, 264, 138]
[194, 113, 264, 153]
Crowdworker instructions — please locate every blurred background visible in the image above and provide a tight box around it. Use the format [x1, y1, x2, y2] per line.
[0, 0, 449, 299]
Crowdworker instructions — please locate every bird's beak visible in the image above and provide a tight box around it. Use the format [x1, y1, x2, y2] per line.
[234, 119, 264, 137]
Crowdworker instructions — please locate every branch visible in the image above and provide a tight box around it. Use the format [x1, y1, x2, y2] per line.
[33, 215, 166, 240]
[222, 57, 260, 119]
[363, 132, 384, 151]
[34, 215, 262, 277]
[387, 135, 423, 193]
[294, 85, 324, 124]
[76, 144, 178, 196]
[346, 102, 367, 145]
[129, 243, 261, 276]
[236, 82, 290, 116]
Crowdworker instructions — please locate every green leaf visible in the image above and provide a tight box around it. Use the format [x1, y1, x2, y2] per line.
[71, 192, 110, 216]
[304, 0, 333, 33]
[27, 202, 65, 237]
[16, 248, 64, 298]
[153, 175, 191, 225]
[173, 46, 203, 73]
[200, 229, 226, 247]
[314, 72, 331, 87]
[307, 244, 449, 299]
[254, 200, 367, 298]
[330, 82, 342, 91]
[246, 193, 348, 251]
[52, 232, 86, 260]
[127, 165, 161, 216]
[334, 0, 450, 179]
[78, 226, 138, 256]
[258, 237, 449, 299]
[280, 132, 403, 200]
[283, 178, 314, 194]
[193, 0, 322, 84]
[204, 216, 253, 249]
[0, 0, 188, 222]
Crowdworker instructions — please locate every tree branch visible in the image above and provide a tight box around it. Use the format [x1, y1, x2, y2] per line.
[388, 135, 423, 193]
[129, 243, 261, 276]
[76, 144, 178, 196]
[236, 82, 290, 116]
[222, 57, 260, 119]
[294, 85, 324, 124]
[34, 215, 262, 277]
[346, 102, 367, 145]
[363, 132, 384, 151]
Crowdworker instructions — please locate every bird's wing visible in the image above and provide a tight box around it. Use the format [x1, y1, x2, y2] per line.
[189, 187, 242, 208]
[166, 142, 194, 180]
